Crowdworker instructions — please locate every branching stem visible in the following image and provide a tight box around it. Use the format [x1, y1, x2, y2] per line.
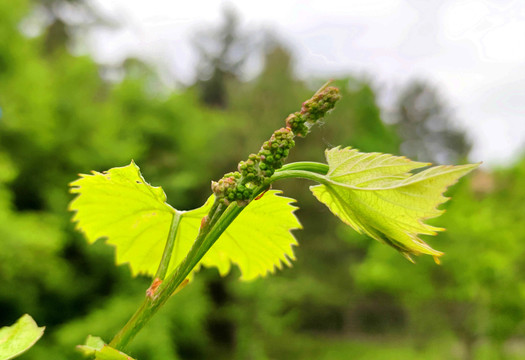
[108, 84, 341, 351]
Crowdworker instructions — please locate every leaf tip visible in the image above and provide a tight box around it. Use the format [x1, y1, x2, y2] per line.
[401, 252, 415, 263]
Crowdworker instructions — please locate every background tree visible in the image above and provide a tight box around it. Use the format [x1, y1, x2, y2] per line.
[193, 7, 256, 108]
[392, 80, 471, 164]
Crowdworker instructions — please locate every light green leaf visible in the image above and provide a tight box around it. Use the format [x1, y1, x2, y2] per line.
[179, 192, 301, 280]
[77, 335, 136, 360]
[76, 335, 105, 355]
[69, 162, 301, 280]
[69, 161, 175, 276]
[310, 147, 479, 261]
[0, 314, 44, 360]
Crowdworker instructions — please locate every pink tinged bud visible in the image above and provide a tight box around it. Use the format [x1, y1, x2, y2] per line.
[200, 215, 209, 230]
[146, 278, 163, 298]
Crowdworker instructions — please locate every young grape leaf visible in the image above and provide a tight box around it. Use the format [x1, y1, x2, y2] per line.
[77, 335, 136, 360]
[181, 192, 301, 280]
[0, 314, 44, 360]
[69, 162, 301, 280]
[310, 147, 479, 262]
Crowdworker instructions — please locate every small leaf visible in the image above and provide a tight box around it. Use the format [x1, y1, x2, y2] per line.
[77, 336, 136, 360]
[311, 147, 479, 261]
[69, 163, 301, 279]
[76, 335, 105, 356]
[0, 314, 45, 360]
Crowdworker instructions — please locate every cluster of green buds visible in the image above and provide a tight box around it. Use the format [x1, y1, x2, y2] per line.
[210, 172, 248, 205]
[239, 127, 295, 183]
[286, 86, 341, 137]
[212, 85, 341, 206]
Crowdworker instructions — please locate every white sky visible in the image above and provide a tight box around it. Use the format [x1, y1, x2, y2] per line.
[87, 0, 525, 166]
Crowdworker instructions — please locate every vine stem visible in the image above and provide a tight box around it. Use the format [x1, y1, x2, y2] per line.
[109, 198, 244, 350]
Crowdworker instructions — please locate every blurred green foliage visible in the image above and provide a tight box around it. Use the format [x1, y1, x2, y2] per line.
[1, 1, 524, 359]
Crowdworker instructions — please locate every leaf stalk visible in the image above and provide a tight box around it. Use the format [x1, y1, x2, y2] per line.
[154, 211, 183, 280]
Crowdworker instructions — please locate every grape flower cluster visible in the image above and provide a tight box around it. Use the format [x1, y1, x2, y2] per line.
[212, 86, 341, 206]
